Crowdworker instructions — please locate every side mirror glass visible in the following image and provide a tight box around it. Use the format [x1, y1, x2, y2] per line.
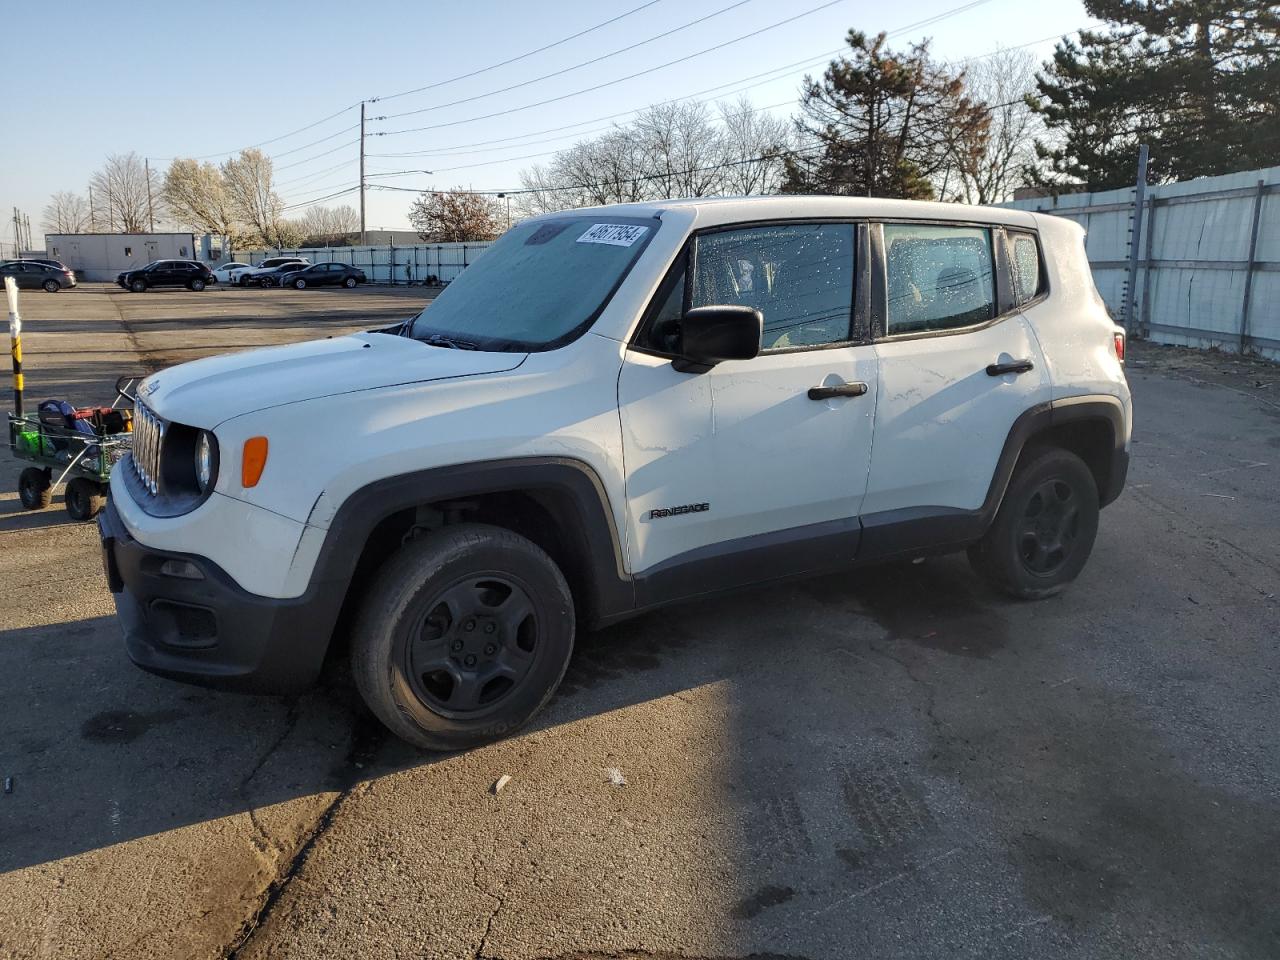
[673, 305, 763, 373]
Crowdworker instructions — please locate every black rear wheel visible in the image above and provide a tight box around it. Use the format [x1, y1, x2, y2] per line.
[968, 447, 1099, 599]
[65, 477, 107, 522]
[42, 279, 60, 293]
[352, 523, 575, 750]
[189, 278, 206, 291]
[344, 276, 357, 288]
[18, 467, 52, 509]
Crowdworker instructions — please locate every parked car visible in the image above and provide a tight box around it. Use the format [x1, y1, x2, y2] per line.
[278, 262, 367, 289]
[0, 259, 76, 292]
[252, 262, 316, 288]
[24, 258, 73, 273]
[117, 260, 214, 292]
[211, 262, 252, 285]
[100, 196, 1131, 751]
[236, 257, 310, 286]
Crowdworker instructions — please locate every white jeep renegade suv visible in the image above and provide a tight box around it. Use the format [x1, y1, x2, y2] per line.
[99, 197, 1131, 749]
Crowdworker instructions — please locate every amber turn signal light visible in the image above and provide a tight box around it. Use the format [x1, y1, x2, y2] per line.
[242, 436, 269, 488]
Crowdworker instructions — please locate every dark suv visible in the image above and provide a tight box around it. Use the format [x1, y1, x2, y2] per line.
[117, 260, 214, 293]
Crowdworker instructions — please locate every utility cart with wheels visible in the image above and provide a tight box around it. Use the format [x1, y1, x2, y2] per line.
[5, 273, 139, 522]
[9, 401, 133, 521]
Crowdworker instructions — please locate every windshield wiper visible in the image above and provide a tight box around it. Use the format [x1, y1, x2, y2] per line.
[418, 333, 479, 350]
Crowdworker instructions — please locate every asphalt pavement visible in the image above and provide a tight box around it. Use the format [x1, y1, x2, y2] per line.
[0, 283, 1277, 959]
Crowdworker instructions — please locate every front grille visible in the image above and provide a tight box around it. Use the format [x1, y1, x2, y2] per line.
[131, 401, 166, 496]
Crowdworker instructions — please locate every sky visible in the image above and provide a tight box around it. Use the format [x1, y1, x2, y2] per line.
[1, 0, 1091, 248]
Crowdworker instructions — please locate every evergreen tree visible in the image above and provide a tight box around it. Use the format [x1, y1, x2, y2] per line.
[1032, 1, 1280, 190]
[782, 31, 988, 199]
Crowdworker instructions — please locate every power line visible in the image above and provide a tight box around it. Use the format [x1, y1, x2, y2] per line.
[150, 103, 359, 162]
[373, 0, 853, 138]
[361, 25, 1086, 176]
[371, 0, 667, 104]
[274, 138, 361, 172]
[365, 89, 1036, 201]
[282, 185, 362, 212]
[377, 0, 758, 121]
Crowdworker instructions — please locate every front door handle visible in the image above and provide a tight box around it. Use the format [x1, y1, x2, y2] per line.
[808, 381, 868, 401]
[986, 359, 1035, 376]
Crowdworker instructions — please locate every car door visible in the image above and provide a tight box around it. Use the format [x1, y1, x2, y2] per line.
[149, 261, 173, 286]
[860, 221, 1053, 556]
[618, 221, 877, 599]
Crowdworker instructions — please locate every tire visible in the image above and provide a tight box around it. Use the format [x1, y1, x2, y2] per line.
[129, 279, 146, 293]
[293, 278, 306, 290]
[343, 276, 357, 288]
[968, 447, 1100, 600]
[18, 467, 52, 509]
[351, 523, 575, 751]
[42, 279, 60, 293]
[65, 477, 107, 522]
[189, 278, 206, 291]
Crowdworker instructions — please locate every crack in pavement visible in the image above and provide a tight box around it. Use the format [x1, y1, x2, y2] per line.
[222, 784, 365, 960]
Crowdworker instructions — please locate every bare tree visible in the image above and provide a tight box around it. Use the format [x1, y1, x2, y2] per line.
[42, 192, 91, 234]
[634, 101, 725, 199]
[298, 205, 360, 245]
[222, 149, 289, 246]
[162, 158, 239, 236]
[718, 97, 792, 195]
[409, 189, 503, 242]
[88, 153, 158, 232]
[940, 48, 1043, 204]
[518, 95, 793, 216]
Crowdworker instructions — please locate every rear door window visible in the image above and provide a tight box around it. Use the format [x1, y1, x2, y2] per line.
[884, 224, 996, 335]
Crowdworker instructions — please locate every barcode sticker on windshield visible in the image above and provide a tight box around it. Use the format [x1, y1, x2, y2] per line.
[577, 223, 649, 247]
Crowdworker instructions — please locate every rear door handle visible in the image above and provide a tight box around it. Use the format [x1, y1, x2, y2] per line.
[808, 381, 868, 400]
[986, 359, 1035, 376]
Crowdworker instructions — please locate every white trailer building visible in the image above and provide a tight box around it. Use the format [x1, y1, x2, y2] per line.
[44, 233, 198, 281]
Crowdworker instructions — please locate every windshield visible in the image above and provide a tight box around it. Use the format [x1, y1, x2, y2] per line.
[407, 215, 658, 351]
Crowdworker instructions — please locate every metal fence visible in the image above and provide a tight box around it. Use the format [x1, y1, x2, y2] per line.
[236, 241, 494, 285]
[1005, 164, 1280, 360]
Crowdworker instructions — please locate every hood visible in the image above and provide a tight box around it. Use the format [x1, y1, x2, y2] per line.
[138, 332, 526, 427]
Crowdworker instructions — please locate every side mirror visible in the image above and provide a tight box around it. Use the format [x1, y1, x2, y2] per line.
[673, 305, 763, 373]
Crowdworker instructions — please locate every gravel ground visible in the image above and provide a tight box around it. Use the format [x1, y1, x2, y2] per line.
[0, 285, 1277, 960]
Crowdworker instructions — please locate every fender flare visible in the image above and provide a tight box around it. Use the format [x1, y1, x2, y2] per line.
[306, 457, 634, 623]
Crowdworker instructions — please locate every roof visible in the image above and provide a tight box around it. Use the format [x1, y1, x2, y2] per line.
[537, 195, 1039, 230]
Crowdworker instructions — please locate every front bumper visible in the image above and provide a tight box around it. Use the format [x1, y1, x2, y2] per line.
[98, 499, 344, 693]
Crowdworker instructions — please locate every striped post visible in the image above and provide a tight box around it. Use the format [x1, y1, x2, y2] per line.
[4, 276, 21, 418]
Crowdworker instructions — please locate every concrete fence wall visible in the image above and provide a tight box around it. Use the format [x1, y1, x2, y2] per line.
[1004, 165, 1280, 360]
[236, 241, 494, 286]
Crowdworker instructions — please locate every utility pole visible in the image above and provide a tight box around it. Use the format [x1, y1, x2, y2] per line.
[359, 101, 367, 246]
[144, 158, 155, 232]
[24, 214, 32, 252]
[89, 186, 96, 231]
[1122, 143, 1149, 337]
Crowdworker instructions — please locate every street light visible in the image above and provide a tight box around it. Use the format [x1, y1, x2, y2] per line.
[497, 193, 511, 230]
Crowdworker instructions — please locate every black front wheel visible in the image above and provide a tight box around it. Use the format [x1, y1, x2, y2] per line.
[18, 468, 52, 509]
[352, 523, 575, 751]
[129, 279, 146, 293]
[968, 447, 1100, 599]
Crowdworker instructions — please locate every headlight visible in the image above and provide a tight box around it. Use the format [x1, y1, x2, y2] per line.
[195, 431, 215, 493]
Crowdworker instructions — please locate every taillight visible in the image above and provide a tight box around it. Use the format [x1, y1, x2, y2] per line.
[1113, 331, 1125, 363]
